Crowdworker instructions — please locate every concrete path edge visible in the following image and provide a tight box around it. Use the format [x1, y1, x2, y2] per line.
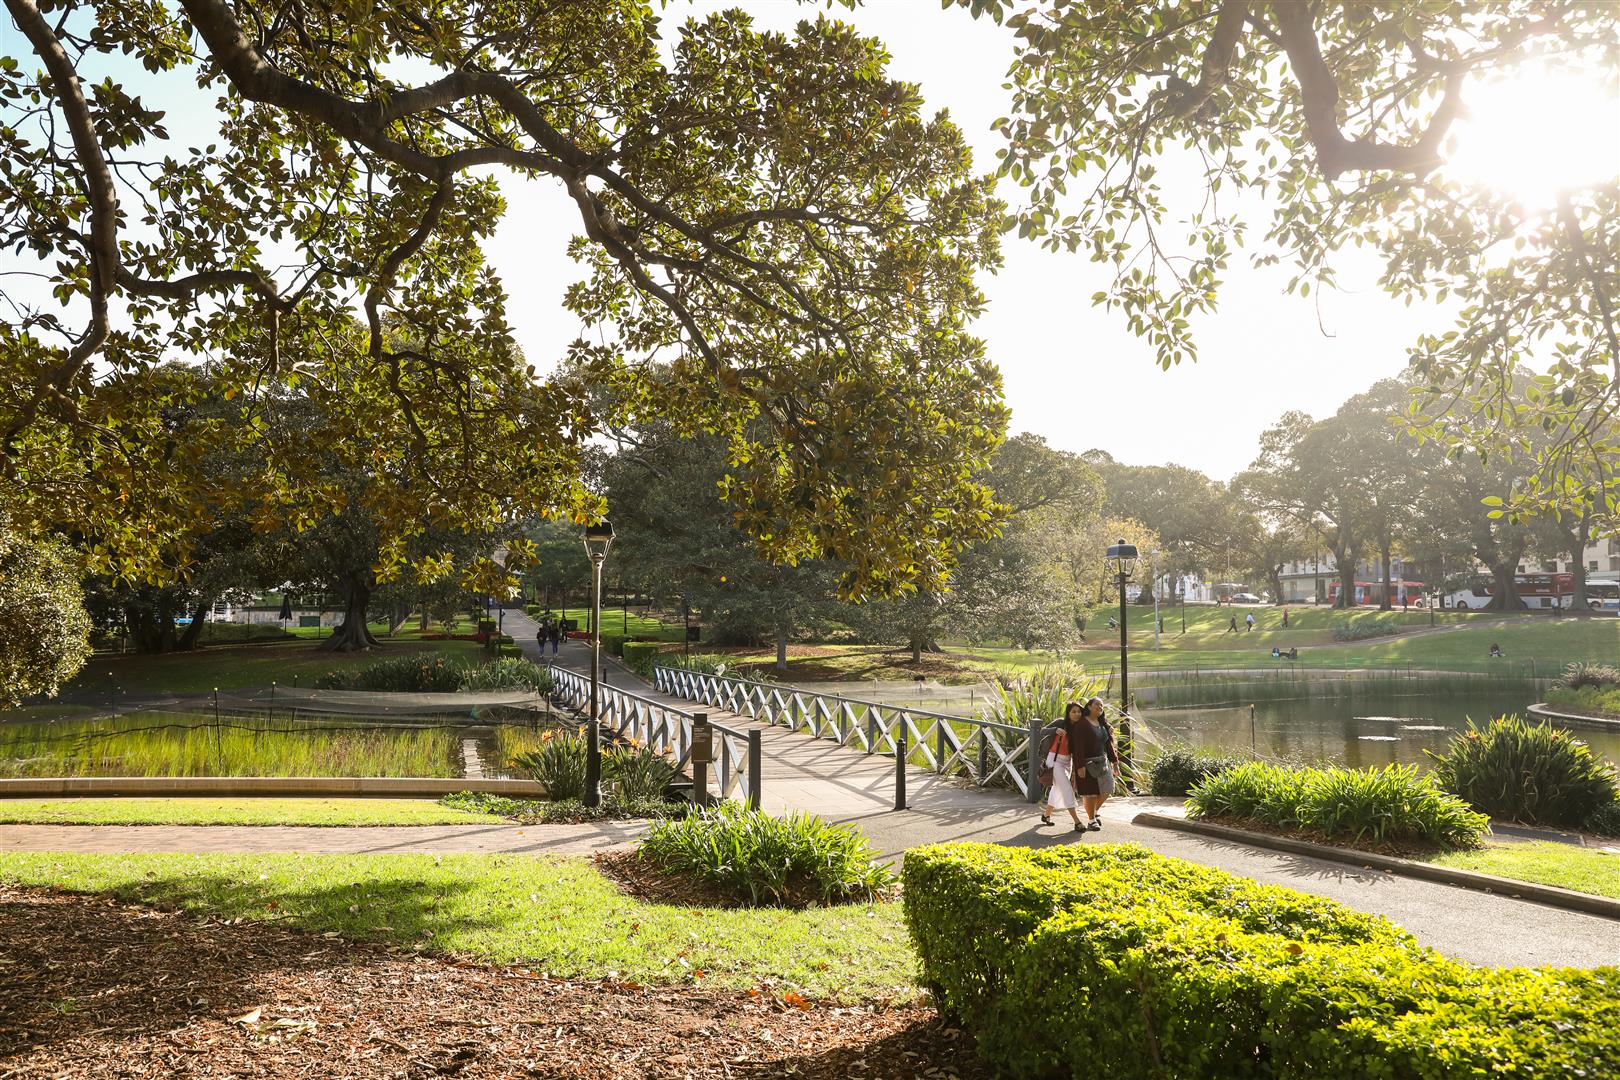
[1527, 702, 1620, 729]
[1133, 811, 1620, 923]
[0, 777, 546, 799]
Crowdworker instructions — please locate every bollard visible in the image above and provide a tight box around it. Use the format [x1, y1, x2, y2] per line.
[747, 729, 762, 810]
[894, 722, 908, 811]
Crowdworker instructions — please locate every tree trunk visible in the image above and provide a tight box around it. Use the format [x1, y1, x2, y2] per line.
[126, 601, 179, 653]
[320, 576, 382, 652]
[1334, 542, 1357, 609]
[1269, 565, 1284, 605]
[1571, 516, 1590, 610]
[774, 619, 789, 673]
[1487, 563, 1525, 611]
[1378, 541, 1394, 610]
[175, 598, 212, 650]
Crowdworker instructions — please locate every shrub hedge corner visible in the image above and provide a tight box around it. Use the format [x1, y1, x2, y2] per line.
[902, 842, 1620, 1079]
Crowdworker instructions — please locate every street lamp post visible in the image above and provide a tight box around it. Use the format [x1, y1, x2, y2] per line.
[582, 520, 615, 808]
[1106, 539, 1139, 776]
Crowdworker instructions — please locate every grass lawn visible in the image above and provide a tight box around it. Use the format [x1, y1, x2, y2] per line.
[0, 797, 499, 826]
[61, 638, 485, 696]
[0, 852, 915, 1000]
[1429, 841, 1620, 900]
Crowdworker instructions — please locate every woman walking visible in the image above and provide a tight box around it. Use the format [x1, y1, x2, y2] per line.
[1074, 697, 1121, 831]
[1038, 702, 1087, 832]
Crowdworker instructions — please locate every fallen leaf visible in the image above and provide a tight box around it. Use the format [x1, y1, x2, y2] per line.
[229, 1008, 262, 1025]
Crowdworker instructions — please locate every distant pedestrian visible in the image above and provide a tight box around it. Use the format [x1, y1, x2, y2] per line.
[1402, 594, 1410, 611]
[1227, 616, 1238, 633]
[1245, 612, 1255, 632]
[1281, 609, 1290, 628]
[548, 620, 562, 655]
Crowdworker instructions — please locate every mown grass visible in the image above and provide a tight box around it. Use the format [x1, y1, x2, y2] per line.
[0, 852, 916, 1000]
[61, 639, 485, 696]
[0, 713, 459, 778]
[0, 797, 499, 826]
[1429, 841, 1620, 900]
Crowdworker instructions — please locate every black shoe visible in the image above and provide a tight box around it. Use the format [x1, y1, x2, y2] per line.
[1039, 814, 1053, 826]
[1087, 818, 1102, 831]
[1073, 821, 1085, 833]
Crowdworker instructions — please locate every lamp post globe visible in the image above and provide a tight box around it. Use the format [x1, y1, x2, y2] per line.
[581, 520, 615, 808]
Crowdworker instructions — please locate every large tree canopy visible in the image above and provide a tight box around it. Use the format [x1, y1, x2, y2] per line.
[2, 0, 1005, 598]
[969, 0, 1618, 526]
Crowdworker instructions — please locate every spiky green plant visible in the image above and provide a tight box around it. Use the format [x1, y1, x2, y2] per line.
[1427, 715, 1619, 828]
[510, 730, 588, 801]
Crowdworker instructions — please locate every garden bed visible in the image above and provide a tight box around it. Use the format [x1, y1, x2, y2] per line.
[0, 884, 979, 1079]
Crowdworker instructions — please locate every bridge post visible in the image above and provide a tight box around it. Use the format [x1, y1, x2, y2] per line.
[1025, 719, 1042, 803]
[976, 730, 989, 787]
[747, 729, 762, 811]
[935, 717, 947, 773]
[894, 722, 907, 811]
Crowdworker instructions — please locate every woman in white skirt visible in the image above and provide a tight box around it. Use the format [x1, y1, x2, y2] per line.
[1039, 702, 1086, 832]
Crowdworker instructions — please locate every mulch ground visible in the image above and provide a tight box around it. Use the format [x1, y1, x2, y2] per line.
[0, 886, 983, 1080]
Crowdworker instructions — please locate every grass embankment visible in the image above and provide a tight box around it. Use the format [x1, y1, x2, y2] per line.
[0, 852, 914, 1000]
[60, 639, 485, 696]
[0, 713, 460, 778]
[1429, 841, 1620, 901]
[0, 797, 499, 826]
[702, 609, 1616, 685]
[1546, 685, 1620, 718]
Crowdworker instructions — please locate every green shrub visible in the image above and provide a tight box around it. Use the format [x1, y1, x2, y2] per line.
[313, 654, 464, 692]
[639, 803, 893, 907]
[605, 741, 677, 801]
[1329, 613, 1399, 641]
[622, 640, 662, 674]
[1427, 715, 1619, 828]
[656, 653, 731, 676]
[510, 731, 587, 801]
[1146, 745, 1242, 796]
[1560, 662, 1620, 690]
[1585, 800, 1620, 837]
[903, 842, 1620, 1080]
[461, 657, 552, 692]
[977, 664, 1104, 730]
[1188, 761, 1488, 849]
[600, 632, 626, 657]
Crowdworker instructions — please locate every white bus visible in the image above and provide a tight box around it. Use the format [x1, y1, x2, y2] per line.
[1587, 580, 1620, 613]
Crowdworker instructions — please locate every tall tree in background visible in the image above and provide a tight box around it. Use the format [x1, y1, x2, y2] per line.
[1083, 453, 1231, 602]
[1236, 412, 1365, 608]
[3, 0, 1006, 604]
[1333, 380, 1424, 609]
[973, 0, 1619, 528]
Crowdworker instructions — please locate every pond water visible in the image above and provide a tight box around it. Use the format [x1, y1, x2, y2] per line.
[1135, 691, 1620, 769]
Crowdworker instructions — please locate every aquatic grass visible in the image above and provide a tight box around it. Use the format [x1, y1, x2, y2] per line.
[0, 713, 459, 778]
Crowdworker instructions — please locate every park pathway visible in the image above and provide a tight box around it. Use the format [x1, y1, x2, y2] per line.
[0, 608, 1613, 971]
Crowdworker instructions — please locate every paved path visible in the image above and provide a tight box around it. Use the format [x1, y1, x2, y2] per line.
[2, 610, 1614, 970]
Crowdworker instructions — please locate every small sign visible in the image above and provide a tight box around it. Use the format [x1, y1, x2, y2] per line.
[689, 724, 713, 763]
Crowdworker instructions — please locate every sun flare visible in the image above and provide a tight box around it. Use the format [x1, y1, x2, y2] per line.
[1442, 64, 1620, 211]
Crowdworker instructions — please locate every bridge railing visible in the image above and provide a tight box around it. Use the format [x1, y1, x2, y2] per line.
[653, 666, 1042, 801]
[549, 665, 760, 809]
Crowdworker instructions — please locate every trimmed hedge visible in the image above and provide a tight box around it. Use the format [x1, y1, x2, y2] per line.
[600, 632, 627, 657]
[622, 640, 662, 671]
[904, 843, 1620, 1079]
